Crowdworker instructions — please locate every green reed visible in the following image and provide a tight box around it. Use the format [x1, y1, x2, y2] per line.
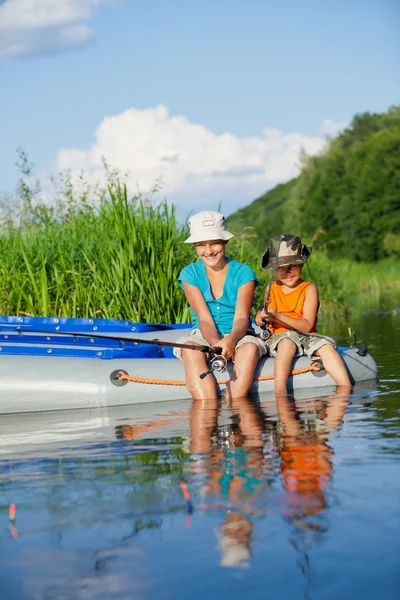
[0, 177, 194, 321]
[0, 168, 399, 322]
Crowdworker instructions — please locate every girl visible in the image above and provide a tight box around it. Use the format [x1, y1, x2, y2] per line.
[174, 211, 266, 400]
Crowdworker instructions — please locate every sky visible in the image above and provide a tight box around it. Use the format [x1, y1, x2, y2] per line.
[0, 0, 399, 218]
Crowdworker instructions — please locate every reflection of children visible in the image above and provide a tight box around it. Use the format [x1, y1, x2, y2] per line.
[216, 512, 252, 568]
[255, 234, 351, 395]
[276, 391, 347, 533]
[189, 396, 270, 568]
[275, 391, 347, 594]
[174, 211, 266, 401]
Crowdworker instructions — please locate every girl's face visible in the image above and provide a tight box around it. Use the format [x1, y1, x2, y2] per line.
[274, 264, 302, 288]
[194, 240, 227, 267]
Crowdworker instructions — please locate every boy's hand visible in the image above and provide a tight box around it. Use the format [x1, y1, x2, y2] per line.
[263, 308, 278, 325]
[255, 308, 268, 327]
[255, 307, 278, 327]
[264, 308, 276, 320]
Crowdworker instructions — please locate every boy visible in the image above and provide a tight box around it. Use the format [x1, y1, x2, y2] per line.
[255, 234, 351, 395]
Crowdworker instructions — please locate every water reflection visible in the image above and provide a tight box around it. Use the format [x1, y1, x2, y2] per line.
[1, 381, 397, 599]
[1, 306, 399, 598]
[275, 391, 348, 595]
[177, 390, 349, 571]
[277, 391, 347, 527]
[189, 396, 273, 567]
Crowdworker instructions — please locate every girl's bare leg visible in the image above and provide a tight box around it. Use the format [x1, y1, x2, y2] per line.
[274, 338, 297, 395]
[230, 396, 265, 447]
[314, 344, 352, 388]
[181, 348, 218, 400]
[190, 398, 218, 453]
[226, 343, 259, 400]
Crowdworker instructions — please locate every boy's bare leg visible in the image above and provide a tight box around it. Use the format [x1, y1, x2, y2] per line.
[182, 348, 218, 400]
[226, 343, 259, 400]
[314, 344, 352, 388]
[325, 390, 349, 431]
[274, 338, 297, 395]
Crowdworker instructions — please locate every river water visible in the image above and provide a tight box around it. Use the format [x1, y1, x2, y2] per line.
[0, 301, 399, 600]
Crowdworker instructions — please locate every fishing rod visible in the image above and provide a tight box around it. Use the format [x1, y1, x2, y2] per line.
[16, 327, 228, 378]
[260, 270, 274, 341]
[16, 327, 223, 355]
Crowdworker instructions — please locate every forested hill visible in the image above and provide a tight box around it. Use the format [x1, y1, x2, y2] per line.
[227, 106, 400, 262]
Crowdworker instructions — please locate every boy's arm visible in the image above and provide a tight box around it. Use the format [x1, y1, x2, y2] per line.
[181, 282, 221, 345]
[266, 283, 319, 333]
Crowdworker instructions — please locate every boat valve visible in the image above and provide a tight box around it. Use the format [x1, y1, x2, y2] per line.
[200, 354, 228, 379]
[356, 345, 368, 356]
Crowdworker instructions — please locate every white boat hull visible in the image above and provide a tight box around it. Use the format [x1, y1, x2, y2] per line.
[0, 348, 378, 414]
[0, 318, 378, 414]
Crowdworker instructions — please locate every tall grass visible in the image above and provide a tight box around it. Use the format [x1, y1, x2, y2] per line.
[0, 164, 399, 322]
[0, 169, 196, 321]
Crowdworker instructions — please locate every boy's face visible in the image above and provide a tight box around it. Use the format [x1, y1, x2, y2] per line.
[194, 239, 227, 267]
[274, 264, 302, 288]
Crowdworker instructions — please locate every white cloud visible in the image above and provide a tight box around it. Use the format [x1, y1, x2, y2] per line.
[57, 105, 327, 215]
[0, 0, 106, 58]
[319, 119, 348, 136]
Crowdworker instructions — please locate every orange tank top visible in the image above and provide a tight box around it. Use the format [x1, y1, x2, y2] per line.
[268, 280, 317, 334]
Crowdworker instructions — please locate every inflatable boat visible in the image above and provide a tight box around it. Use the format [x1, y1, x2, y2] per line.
[0, 316, 378, 414]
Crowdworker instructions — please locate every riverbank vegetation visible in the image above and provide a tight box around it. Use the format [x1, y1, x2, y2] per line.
[1, 106, 399, 322]
[227, 106, 400, 262]
[0, 174, 398, 322]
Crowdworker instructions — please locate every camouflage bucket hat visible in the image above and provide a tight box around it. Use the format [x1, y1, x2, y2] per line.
[261, 234, 312, 270]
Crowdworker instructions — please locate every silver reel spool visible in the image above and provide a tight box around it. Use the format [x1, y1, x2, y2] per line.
[260, 327, 272, 341]
[200, 354, 228, 379]
[209, 354, 228, 373]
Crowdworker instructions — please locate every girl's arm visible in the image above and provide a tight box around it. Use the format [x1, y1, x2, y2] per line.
[216, 280, 256, 358]
[230, 280, 256, 343]
[265, 283, 319, 333]
[181, 282, 221, 346]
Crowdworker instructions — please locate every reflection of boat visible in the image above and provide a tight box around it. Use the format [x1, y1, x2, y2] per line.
[0, 316, 378, 414]
[0, 400, 192, 461]
[0, 383, 378, 462]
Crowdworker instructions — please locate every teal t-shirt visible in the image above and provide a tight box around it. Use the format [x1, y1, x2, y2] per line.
[178, 257, 258, 334]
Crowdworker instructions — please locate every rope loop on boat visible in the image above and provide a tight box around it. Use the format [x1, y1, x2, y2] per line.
[115, 361, 323, 386]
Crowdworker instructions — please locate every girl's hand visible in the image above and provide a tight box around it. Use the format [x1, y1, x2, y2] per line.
[212, 335, 236, 360]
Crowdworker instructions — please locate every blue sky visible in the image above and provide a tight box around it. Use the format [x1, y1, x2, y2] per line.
[1, 0, 399, 216]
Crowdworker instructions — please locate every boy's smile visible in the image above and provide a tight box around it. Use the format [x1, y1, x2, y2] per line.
[274, 264, 302, 288]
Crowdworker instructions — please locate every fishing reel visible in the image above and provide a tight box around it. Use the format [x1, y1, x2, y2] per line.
[259, 325, 272, 341]
[200, 353, 228, 380]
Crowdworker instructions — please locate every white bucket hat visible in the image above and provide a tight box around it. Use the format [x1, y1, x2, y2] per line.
[184, 211, 234, 244]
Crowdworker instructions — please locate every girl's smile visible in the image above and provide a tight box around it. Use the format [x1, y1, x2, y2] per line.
[194, 240, 227, 268]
